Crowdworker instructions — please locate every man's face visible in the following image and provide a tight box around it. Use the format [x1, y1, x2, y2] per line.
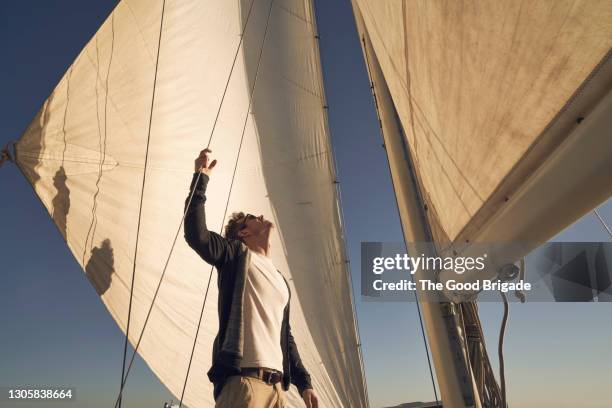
[239, 213, 273, 239]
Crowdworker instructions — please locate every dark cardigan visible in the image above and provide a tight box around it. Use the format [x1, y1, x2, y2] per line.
[184, 172, 312, 400]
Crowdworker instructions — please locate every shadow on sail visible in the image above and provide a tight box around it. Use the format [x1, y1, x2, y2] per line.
[51, 166, 70, 239]
[85, 238, 115, 296]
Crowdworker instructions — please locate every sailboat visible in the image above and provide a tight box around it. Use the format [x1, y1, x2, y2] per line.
[2, 0, 611, 407]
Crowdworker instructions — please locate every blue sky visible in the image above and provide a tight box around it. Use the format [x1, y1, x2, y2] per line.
[1, 1, 611, 408]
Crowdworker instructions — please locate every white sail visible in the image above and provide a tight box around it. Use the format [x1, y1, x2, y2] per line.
[15, 0, 367, 407]
[351, 0, 612, 265]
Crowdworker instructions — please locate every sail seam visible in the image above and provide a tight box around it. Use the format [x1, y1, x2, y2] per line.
[276, 2, 312, 25]
[357, 2, 485, 207]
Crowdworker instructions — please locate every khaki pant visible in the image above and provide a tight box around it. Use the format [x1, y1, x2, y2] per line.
[215, 375, 286, 408]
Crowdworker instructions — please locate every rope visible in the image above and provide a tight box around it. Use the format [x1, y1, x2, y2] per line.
[359, 33, 440, 405]
[593, 209, 612, 239]
[498, 291, 509, 408]
[178, 0, 272, 406]
[116, 1, 166, 407]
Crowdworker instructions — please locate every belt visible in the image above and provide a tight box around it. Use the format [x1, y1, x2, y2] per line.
[240, 367, 283, 385]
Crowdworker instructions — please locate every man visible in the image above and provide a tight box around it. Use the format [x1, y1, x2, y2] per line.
[184, 148, 319, 408]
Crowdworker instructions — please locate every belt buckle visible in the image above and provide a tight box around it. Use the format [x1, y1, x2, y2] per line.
[262, 370, 279, 385]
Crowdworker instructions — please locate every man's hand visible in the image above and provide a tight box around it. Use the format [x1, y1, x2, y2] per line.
[195, 148, 217, 176]
[301, 389, 318, 408]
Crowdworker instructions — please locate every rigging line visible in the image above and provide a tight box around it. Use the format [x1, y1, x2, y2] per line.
[498, 290, 509, 408]
[593, 209, 612, 239]
[179, 1, 275, 405]
[109, 1, 265, 406]
[116, 1, 166, 408]
[359, 32, 440, 406]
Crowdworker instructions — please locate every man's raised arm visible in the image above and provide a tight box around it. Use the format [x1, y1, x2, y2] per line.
[183, 149, 239, 268]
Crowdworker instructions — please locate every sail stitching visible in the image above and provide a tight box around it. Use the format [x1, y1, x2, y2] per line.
[359, 3, 484, 207]
[276, 2, 312, 26]
[123, 0, 157, 62]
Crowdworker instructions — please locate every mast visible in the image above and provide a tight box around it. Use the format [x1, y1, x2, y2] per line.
[352, 6, 480, 407]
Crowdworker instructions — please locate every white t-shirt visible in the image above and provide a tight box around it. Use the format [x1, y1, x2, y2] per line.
[240, 251, 290, 372]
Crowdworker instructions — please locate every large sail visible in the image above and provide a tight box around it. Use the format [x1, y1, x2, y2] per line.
[351, 2, 612, 407]
[14, 0, 368, 407]
[351, 0, 612, 263]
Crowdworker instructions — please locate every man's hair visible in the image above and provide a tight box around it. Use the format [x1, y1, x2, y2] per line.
[224, 211, 246, 241]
